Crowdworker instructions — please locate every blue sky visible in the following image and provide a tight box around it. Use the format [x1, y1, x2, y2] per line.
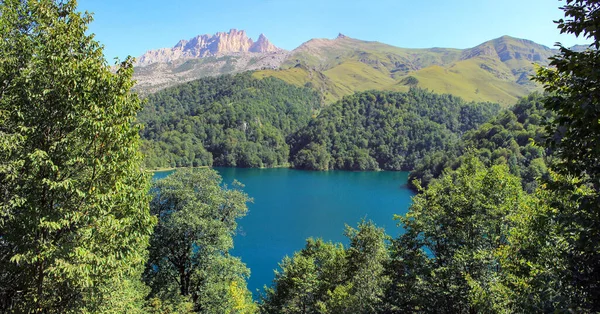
[78, 0, 590, 61]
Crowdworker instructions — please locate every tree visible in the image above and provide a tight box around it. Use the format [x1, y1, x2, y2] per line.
[144, 168, 255, 313]
[261, 222, 389, 314]
[0, 0, 155, 312]
[482, 173, 594, 312]
[532, 0, 600, 310]
[387, 158, 526, 313]
[535, 0, 600, 182]
[339, 221, 390, 313]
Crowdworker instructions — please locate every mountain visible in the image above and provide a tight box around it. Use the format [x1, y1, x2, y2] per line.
[133, 30, 288, 95]
[132, 31, 566, 105]
[255, 35, 556, 106]
[136, 29, 282, 66]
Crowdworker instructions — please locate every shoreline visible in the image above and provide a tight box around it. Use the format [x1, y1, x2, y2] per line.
[148, 164, 402, 173]
[147, 166, 209, 173]
[147, 163, 292, 173]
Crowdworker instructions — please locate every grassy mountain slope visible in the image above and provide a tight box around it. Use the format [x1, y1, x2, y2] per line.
[253, 65, 348, 103]
[254, 35, 555, 106]
[405, 59, 530, 105]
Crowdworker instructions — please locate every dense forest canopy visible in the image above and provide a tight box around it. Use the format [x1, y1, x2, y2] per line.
[409, 92, 553, 192]
[288, 89, 500, 171]
[138, 73, 321, 169]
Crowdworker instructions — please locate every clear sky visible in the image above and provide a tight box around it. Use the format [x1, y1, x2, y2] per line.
[78, 0, 591, 61]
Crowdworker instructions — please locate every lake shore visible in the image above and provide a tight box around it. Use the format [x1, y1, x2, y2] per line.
[148, 166, 209, 173]
[147, 163, 396, 173]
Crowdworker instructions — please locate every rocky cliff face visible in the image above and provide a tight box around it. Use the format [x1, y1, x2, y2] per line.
[136, 29, 282, 66]
[250, 34, 279, 52]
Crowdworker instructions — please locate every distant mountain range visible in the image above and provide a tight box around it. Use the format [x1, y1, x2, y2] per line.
[132, 29, 588, 105]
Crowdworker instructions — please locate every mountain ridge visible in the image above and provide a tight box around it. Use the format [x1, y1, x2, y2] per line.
[132, 31, 586, 105]
[136, 29, 283, 66]
[257, 34, 561, 105]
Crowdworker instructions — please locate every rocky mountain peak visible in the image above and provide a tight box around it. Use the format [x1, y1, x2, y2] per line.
[136, 29, 282, 66]
[250, 33, 278, 52]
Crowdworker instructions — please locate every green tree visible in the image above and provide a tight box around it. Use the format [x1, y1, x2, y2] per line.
[0, 0, 155, 312]
[337, 221, 390, 313]
[532, 0, 600, 310]
[261, 238, 346, 314]
[535, 0, 600, 181]
[387, 158, 526, 313]
[478, 173, 593, 312]
[261, 221, 389, 314]
[144, 168, 255, 313]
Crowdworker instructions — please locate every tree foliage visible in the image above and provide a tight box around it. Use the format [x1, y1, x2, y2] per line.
[261, 221, 389, 314]
[409, 93, 552, 192]
[289, 89, 499, 171]
[144, 168, 256, 313]
[523, 0, 600, 310]
[386, 158, 527, 313]
[0, 0, 155, 312]
[138, 73, 321, 169]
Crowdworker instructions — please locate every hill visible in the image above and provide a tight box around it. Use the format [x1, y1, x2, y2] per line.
[256, 35, 556, 106]
[138, 73, 500, 171]
[408, 93, 552, 192]
[287, 89, 500, 171]
[138, 72, 321, 169]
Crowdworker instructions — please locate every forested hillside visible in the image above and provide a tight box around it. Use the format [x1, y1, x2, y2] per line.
[138, 73, 321, 168]
[140, 80, 500, 171]
[409, 93, 553, 192]
[288, 89, 500, 171]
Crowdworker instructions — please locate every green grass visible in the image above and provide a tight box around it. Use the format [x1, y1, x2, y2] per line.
[255, 36, 551, 106]
[323, 61, 397, 93]
[402, 58, 533, 106]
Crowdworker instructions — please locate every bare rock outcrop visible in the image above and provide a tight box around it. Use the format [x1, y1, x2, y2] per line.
[136, 29, 282, 66]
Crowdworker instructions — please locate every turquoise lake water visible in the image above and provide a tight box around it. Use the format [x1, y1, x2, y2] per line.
[153, 167, 414, 295]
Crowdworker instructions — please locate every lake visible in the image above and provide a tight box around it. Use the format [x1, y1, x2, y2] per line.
[153, 167, 414, 296]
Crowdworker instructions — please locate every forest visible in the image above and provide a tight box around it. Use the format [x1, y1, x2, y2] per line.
[1, 0, 599, 313]
[140, 79, 499, 172]
[288, 90, 499, 171]
[138, 73, 321, 169]
[409, 92, 552, 193]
